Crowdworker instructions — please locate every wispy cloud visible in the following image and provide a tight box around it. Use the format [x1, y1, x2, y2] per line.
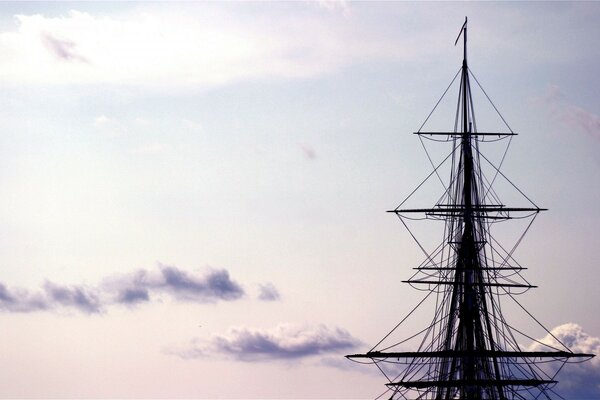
[166, 338, 205, 360]
[532, 84, 600, 139]
[529, 323, 600, 398]
[299, 143, 317, 160]
[257, 282, 281, 301]
[0, 264, 248, 314]
[169, 323, 361, 362]
[42, 32, 88, 63]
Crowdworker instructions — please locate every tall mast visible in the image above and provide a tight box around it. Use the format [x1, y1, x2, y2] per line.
[452, 17, 505, 399]
[460, 16, 476, 396]
[346, 17, 594, 400]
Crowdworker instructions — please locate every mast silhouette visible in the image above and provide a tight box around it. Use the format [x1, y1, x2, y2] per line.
[347, 18, 593, 399]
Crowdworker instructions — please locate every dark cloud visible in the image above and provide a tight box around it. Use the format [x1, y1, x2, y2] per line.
[158, 266, 244, 301]
[42, 33, 88, 63]
[257, 282, 281, 301]
[0, 265, 247, 314]
[529, 323, 600, 399]
[0, 283, 49, 312]
[43, 282, 101, 314]
[107, 265, 245, 304]
[117, 287, 150, 305]
[171, 324, 361, 362]
[0, 282, 99, 314]
[107, 269, 150, 306]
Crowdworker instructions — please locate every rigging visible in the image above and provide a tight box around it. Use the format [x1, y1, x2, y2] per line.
[346, 17, 593, 400]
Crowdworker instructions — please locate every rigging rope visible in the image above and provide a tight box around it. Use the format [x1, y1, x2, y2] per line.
[468, 68, 514, 133]
[369, 290, 435, 352]
[417, 68, 462, 133]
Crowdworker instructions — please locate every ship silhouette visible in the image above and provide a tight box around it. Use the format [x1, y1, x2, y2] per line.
[346, 18, 594, 400]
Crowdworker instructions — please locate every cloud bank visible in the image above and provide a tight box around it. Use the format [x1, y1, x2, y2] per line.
[170, 323, 361, 362]
[0, 264, 266, 314]
[529, 323, 600, 399]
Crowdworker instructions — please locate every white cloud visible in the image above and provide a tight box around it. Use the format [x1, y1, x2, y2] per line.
[529, 323, 600, 398]
[0, 8, 398, 87]
[0, 5, 592, 92]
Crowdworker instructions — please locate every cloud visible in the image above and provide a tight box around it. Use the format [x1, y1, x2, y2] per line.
[116, 287, 150, 305]
[0, 264, 248, 314]
[157, 266, 244, 302]
[106, 265, 245, 305]
[171, 323, 361, 362]
[43, 281, 102, 314]
[299, 143, 317, 160]
[167, 323, 364, 370]
[529, 323, 600, 398]
[0, 7, 400, 87]
[165, 338, 205, 360]
[0, 283, 49, 312]
[560, 105, 600, 138]
[532, 85, 600, 139]
[41, 32, 87, 63]
[0, 281, 101, 314]
[257, 282, 281, 301]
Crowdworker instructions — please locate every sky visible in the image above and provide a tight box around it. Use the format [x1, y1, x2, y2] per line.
[0, 1, 599, 398]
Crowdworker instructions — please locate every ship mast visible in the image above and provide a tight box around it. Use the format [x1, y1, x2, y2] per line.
[347, 17, 593, 400]
[446, 16, 505, 399]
